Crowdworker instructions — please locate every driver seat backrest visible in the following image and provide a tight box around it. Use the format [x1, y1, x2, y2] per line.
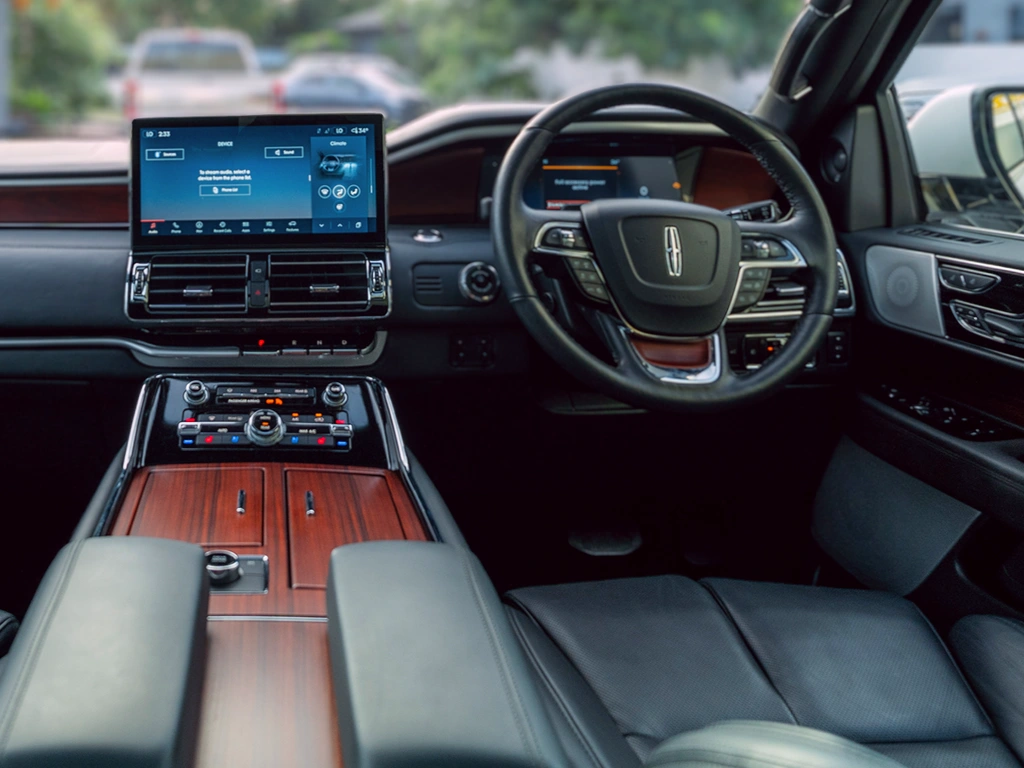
[505, 575, 1024, 768]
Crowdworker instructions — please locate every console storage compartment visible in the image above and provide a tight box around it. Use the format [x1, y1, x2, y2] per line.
[286, 467, 420, 588]
[0, 537, 208, 768]
[130, 466, 265, 546]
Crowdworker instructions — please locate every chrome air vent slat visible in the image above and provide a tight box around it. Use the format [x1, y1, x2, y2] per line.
[145, 253, 248, 314]
[267, 252, 371, 314]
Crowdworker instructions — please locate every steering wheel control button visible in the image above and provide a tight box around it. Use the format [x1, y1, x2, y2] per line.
[734, 292, 759, 308]
[741, 238, 789, 261]
[458, 262, 501, 304]
[183, 380, 211, 406]
[322, 382, 349, 408]
[246, 409, 285, 446]
[581, 283, 610, 302]
[205, 550, 242, 585]
[939, 267, 999, 294]
[538, 224, 591, 253]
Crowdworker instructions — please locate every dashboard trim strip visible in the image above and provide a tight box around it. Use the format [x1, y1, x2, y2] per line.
[387, 121, 727, 164]
[0, 332, 388, 369]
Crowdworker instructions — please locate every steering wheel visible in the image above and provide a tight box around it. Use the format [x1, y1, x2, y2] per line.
[492, 85, 837, 412]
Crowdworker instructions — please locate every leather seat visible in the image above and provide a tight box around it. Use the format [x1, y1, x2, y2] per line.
[0, 609, 18, 679]
[506, 575, 1024, 768]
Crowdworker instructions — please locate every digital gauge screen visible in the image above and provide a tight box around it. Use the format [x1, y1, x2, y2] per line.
[524, 156, 682, 210]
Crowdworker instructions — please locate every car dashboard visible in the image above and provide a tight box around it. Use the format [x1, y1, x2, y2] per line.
[0, 104, 855, 391]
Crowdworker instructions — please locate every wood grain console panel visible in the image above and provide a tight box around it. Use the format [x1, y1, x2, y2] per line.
[195, 620, 342, 768]
[286, 469, 420, 588]
[112, 462, 428, 616]
[131, 467, 265, 546]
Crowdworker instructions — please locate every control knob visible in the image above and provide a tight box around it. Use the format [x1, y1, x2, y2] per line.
[205, 550, 241, 585]
[459, 262, 501, 304]
[183, 380, 210, 406]
[245, 409, 284, 447]
[322, 381, 348, 407]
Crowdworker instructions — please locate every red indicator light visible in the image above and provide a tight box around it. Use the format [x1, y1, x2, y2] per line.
[317, 437, 327, 445]
[258, 339, 265, 347]
[204, 435, 214, 444]
[335, 419, 346, 424]
[185, 417, 196, 422]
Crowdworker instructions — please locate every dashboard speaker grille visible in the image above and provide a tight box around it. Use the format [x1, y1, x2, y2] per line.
[267, 253, 370, 313]
[145, 254, 248, 313]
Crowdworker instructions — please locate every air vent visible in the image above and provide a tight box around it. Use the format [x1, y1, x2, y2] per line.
[145, 254, 248, 313]
[268, 253, 370, 314]
[900, 227, 992, 245]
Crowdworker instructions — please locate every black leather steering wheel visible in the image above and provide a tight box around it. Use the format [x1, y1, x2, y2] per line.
[492, 84, 837, 412]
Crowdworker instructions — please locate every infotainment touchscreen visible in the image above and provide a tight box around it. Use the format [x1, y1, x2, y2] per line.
[131, 114, 385, 247]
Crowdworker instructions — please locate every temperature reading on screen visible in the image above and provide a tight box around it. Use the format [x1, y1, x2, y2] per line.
[351, 127, 370, 135]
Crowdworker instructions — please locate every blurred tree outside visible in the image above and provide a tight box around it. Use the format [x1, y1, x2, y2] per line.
[10, 0, 117, 126]
[5, 0, 804, 133]
[387, 0, 803, 102]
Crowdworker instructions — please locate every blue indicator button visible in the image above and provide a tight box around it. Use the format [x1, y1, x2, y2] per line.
[290, 436, 300, 444]
[336, 439, 349, 448]
[182, 438, 195, 445]
[231, 435, 240, 444]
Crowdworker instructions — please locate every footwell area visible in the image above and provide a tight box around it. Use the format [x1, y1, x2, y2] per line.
[0, 380, 136, 619]
[391, 378, 848, 594]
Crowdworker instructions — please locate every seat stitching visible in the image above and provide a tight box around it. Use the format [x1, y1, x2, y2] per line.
[461, 554, 546, 767]
[508, 593, 661, 760]
[698, 580, 800, 725]
[865, 734, 1018, 748]
[648, 745, 862, 768]
[507, 608, 609, 768]
[911, 602, 996, 735]
[0, 540, 85, 758]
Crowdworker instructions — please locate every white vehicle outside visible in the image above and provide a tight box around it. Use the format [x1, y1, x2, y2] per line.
[123, 29, 272, 119]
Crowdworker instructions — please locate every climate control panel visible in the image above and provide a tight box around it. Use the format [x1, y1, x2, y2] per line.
[177, 406, 353, 450]
[143, 376, 390, 467]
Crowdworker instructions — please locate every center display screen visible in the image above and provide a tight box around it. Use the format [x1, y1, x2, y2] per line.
[131, 114, 386, 247]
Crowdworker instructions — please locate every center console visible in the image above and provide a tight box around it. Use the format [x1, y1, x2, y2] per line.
[104, 373, 431, 616]
[70, 114, 438, 767]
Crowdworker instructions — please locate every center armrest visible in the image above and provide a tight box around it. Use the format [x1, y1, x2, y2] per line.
[0, 537, 208, 768]
[327, 541, 567, 768]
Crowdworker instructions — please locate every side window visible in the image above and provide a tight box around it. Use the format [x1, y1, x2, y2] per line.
[897, 0, 1024, 233]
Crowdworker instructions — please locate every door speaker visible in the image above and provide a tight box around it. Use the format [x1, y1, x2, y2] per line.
[865, 246, 944, 337]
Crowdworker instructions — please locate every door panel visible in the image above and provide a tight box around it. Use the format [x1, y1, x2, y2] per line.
[831, 222, 1024, 624]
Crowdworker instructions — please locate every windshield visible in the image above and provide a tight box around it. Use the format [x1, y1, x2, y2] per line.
[0, 0, 803, 152]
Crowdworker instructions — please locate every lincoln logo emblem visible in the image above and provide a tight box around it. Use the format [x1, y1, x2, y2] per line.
[664, 226, 683, 278]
